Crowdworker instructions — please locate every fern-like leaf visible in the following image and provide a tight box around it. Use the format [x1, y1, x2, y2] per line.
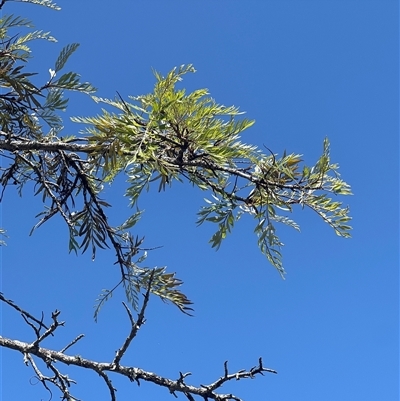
[54, 43, 79, 73]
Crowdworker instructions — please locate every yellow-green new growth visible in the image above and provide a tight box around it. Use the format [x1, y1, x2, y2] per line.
[73, 65, 352, 279]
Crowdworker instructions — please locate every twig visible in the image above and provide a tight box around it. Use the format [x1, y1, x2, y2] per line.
[113, 270, 155, 366]
[60, 334, 85, 353]
[0, 301, 277, 401]
[95, 369, 116, 401]
[0, 292, 49, 330]
[31, 310, 64, 348]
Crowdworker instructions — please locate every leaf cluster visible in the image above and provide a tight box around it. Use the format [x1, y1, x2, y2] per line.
[0, 2, 352, 317]
[73, 65, 352, 278]
[0, 2, 353, 400]
[0, 10, 95, 137]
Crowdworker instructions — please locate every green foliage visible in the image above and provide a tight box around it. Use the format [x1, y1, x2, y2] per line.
[73, 65, 352, 280]
[54, 43, 79, 72]
[18, 0, 60, 10]
[0, 1, 352, 317]
[0, 228, 7, 246]
[0, 9, 95, 138]
[0, 15, 33, 41]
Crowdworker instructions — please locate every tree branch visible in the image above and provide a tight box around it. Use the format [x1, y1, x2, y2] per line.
[112, 270, 154, 366]
[0, 295, 276, 401]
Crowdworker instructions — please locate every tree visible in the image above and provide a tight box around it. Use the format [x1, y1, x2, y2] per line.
[0, 1, 352, 400]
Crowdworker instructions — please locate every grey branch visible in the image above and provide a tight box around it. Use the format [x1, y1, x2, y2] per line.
[0, 294, 276, 401]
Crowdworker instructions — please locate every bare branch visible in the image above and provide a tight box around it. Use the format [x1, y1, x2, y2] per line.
[113, 270, 155, 366]
[0, 292, 49, 331]
[31, 310, 64, 348]
[0, 298, 276, 401]
[60, 334, 85, 353]
[95, 369, 116, 401]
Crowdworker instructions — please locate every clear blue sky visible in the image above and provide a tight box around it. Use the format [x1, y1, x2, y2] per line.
[1, 1, 398, 400]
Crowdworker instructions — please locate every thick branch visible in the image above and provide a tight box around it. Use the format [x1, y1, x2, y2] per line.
[0, 138, 98, 153]
[0, 335, 276, 400]
[0, 295, 276, 400]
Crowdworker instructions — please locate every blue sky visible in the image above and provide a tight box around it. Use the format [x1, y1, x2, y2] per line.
[1, 1, 398, 400]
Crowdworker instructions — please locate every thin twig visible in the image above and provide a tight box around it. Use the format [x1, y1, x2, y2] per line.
[113, 270, 155, 366]
[0, 292, 49, 330]
[60, 334, 85, 353]
[31, 310, 64, 348]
